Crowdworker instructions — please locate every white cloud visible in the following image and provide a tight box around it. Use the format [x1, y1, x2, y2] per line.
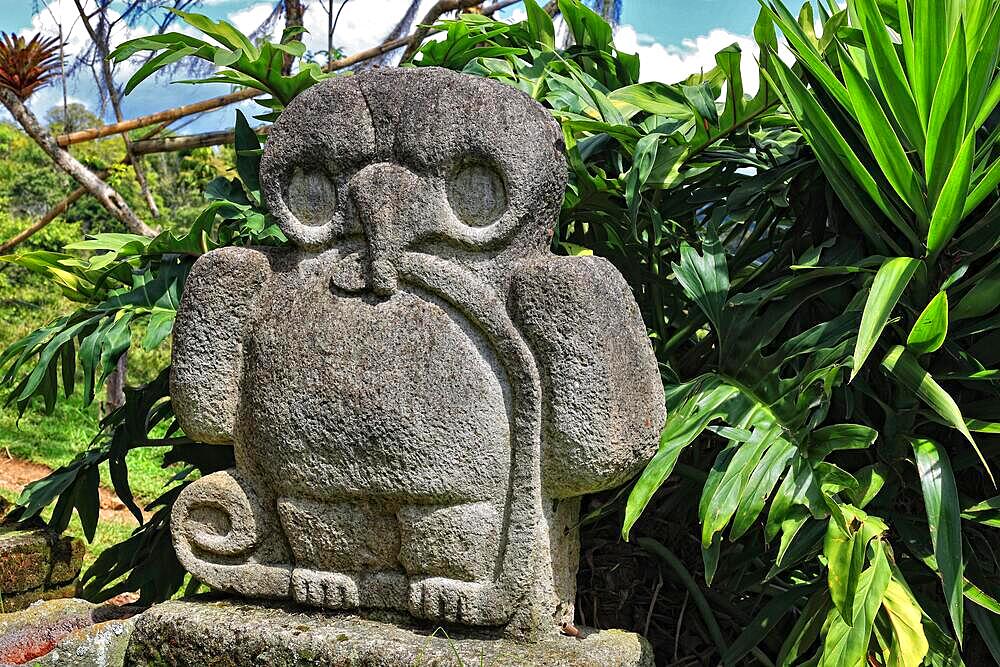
[614, 25, 761, 91]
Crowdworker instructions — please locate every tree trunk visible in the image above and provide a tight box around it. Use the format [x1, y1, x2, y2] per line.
[0, 87, 157, 237]
[75, 0, 161, 218]
[282, 0, 306, 75]
[103, 351, 127, 414]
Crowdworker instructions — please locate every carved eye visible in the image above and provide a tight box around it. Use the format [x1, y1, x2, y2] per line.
[447, 161, 508, 227]
[286, 168, 338, 227]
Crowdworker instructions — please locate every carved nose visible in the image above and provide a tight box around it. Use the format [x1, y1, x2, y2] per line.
[348, 162, 420, 296]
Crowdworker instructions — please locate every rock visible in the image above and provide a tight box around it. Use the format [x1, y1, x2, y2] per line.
[168, 65, 665, 643]
[0, 528, 84, 613]
[0, 597, 137, 666]
[126, 598, 654, 667]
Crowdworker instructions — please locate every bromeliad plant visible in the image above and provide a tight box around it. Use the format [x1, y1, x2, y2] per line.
[3, 0, 1000, 663]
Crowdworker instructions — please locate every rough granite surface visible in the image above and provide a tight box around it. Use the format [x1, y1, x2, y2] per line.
[169, 66, 666, 641]
[126, 598, 654, 667]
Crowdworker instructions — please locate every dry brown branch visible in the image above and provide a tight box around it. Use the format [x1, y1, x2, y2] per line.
[131, 125, 273, 155]
[0, 185, 88, 254]
[0, 122, 171, 254]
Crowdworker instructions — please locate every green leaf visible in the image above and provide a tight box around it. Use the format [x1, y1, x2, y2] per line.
[700, 425, 775, 548]
[924, 22, 968, 207]
[852, 256, 920, 380]
[884, 346, 991, 482]
[853, 0, 924, 154]
[623, 379, 738, 540]
[819, 542, 891, 667]
[910, 0, 954, 126]
[911, 437, 964, 641]
[882, 575, 930, 667]
[730, 436, 795, 539]
[847, 464, 888, 509]
[763, 50, 914, 252]
[951, 267, 1000, 321]
[825, 516, 869, 623]
[778, 589, 829, 666]
[968, 605, 1000, 665]
[234, 110, 262, 203]
[142, 309, 176, 351]
[608, 82, 693, 118]
[672, 224, 729, 339]
[838, 48, 926, 221]
[926, 131, 975, 260]
[809, 424, 878, 459]
[907, 291, 948, 354]
[523, 0, 555, 50]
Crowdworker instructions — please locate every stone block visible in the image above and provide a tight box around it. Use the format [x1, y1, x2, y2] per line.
[0, 597, 136, 666]
[126, 598, 654, 667]
[0, 528, 84, 612]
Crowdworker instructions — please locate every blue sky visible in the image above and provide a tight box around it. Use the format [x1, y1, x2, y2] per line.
[3, 1, 765, 133]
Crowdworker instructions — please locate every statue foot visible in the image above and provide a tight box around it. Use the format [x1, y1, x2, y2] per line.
[291, 569, 360, 609]
[409, 577, 495, 625]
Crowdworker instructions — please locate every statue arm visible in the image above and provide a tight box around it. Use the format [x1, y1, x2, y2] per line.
[171, 246, 273, 444]
[510, 255, 666, 498]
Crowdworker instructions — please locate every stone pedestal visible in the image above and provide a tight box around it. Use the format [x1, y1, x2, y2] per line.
[0, 598, 136, 666]
[126, 598, 655, 667]
[0, 527, 84, 613]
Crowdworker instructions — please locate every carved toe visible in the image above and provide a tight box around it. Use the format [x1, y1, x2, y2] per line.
[409, 577, 490, 625]
[291, 569, 360, 610]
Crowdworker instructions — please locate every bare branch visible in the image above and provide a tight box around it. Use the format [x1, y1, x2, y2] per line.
[0, 120, 172, 253]
[0, 184, 89, 254]
[73, 0, 160, 217]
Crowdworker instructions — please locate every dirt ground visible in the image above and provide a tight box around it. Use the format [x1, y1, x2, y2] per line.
[0, 455, 143, 524]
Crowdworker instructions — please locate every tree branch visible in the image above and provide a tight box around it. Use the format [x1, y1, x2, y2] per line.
[55, 89, 260, 146]
[56, 0, 523, 147]
[74, 0, 160, 218]
[0, 186, 89, 254]
[0, 121, 173, 254]
[0, 87, 157, 237]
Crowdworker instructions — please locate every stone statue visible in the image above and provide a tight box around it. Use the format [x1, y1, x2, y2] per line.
[169, 66, 665, 640]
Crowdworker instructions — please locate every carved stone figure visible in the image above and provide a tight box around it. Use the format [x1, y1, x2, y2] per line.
[170, 66, 665, 640]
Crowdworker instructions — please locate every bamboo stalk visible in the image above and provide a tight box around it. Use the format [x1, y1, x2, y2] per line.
[131, 127, 271, 155]
[55, 89, 259, 147]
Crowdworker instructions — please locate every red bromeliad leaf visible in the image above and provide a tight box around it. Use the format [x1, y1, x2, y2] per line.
[0, 32, 62, 100]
